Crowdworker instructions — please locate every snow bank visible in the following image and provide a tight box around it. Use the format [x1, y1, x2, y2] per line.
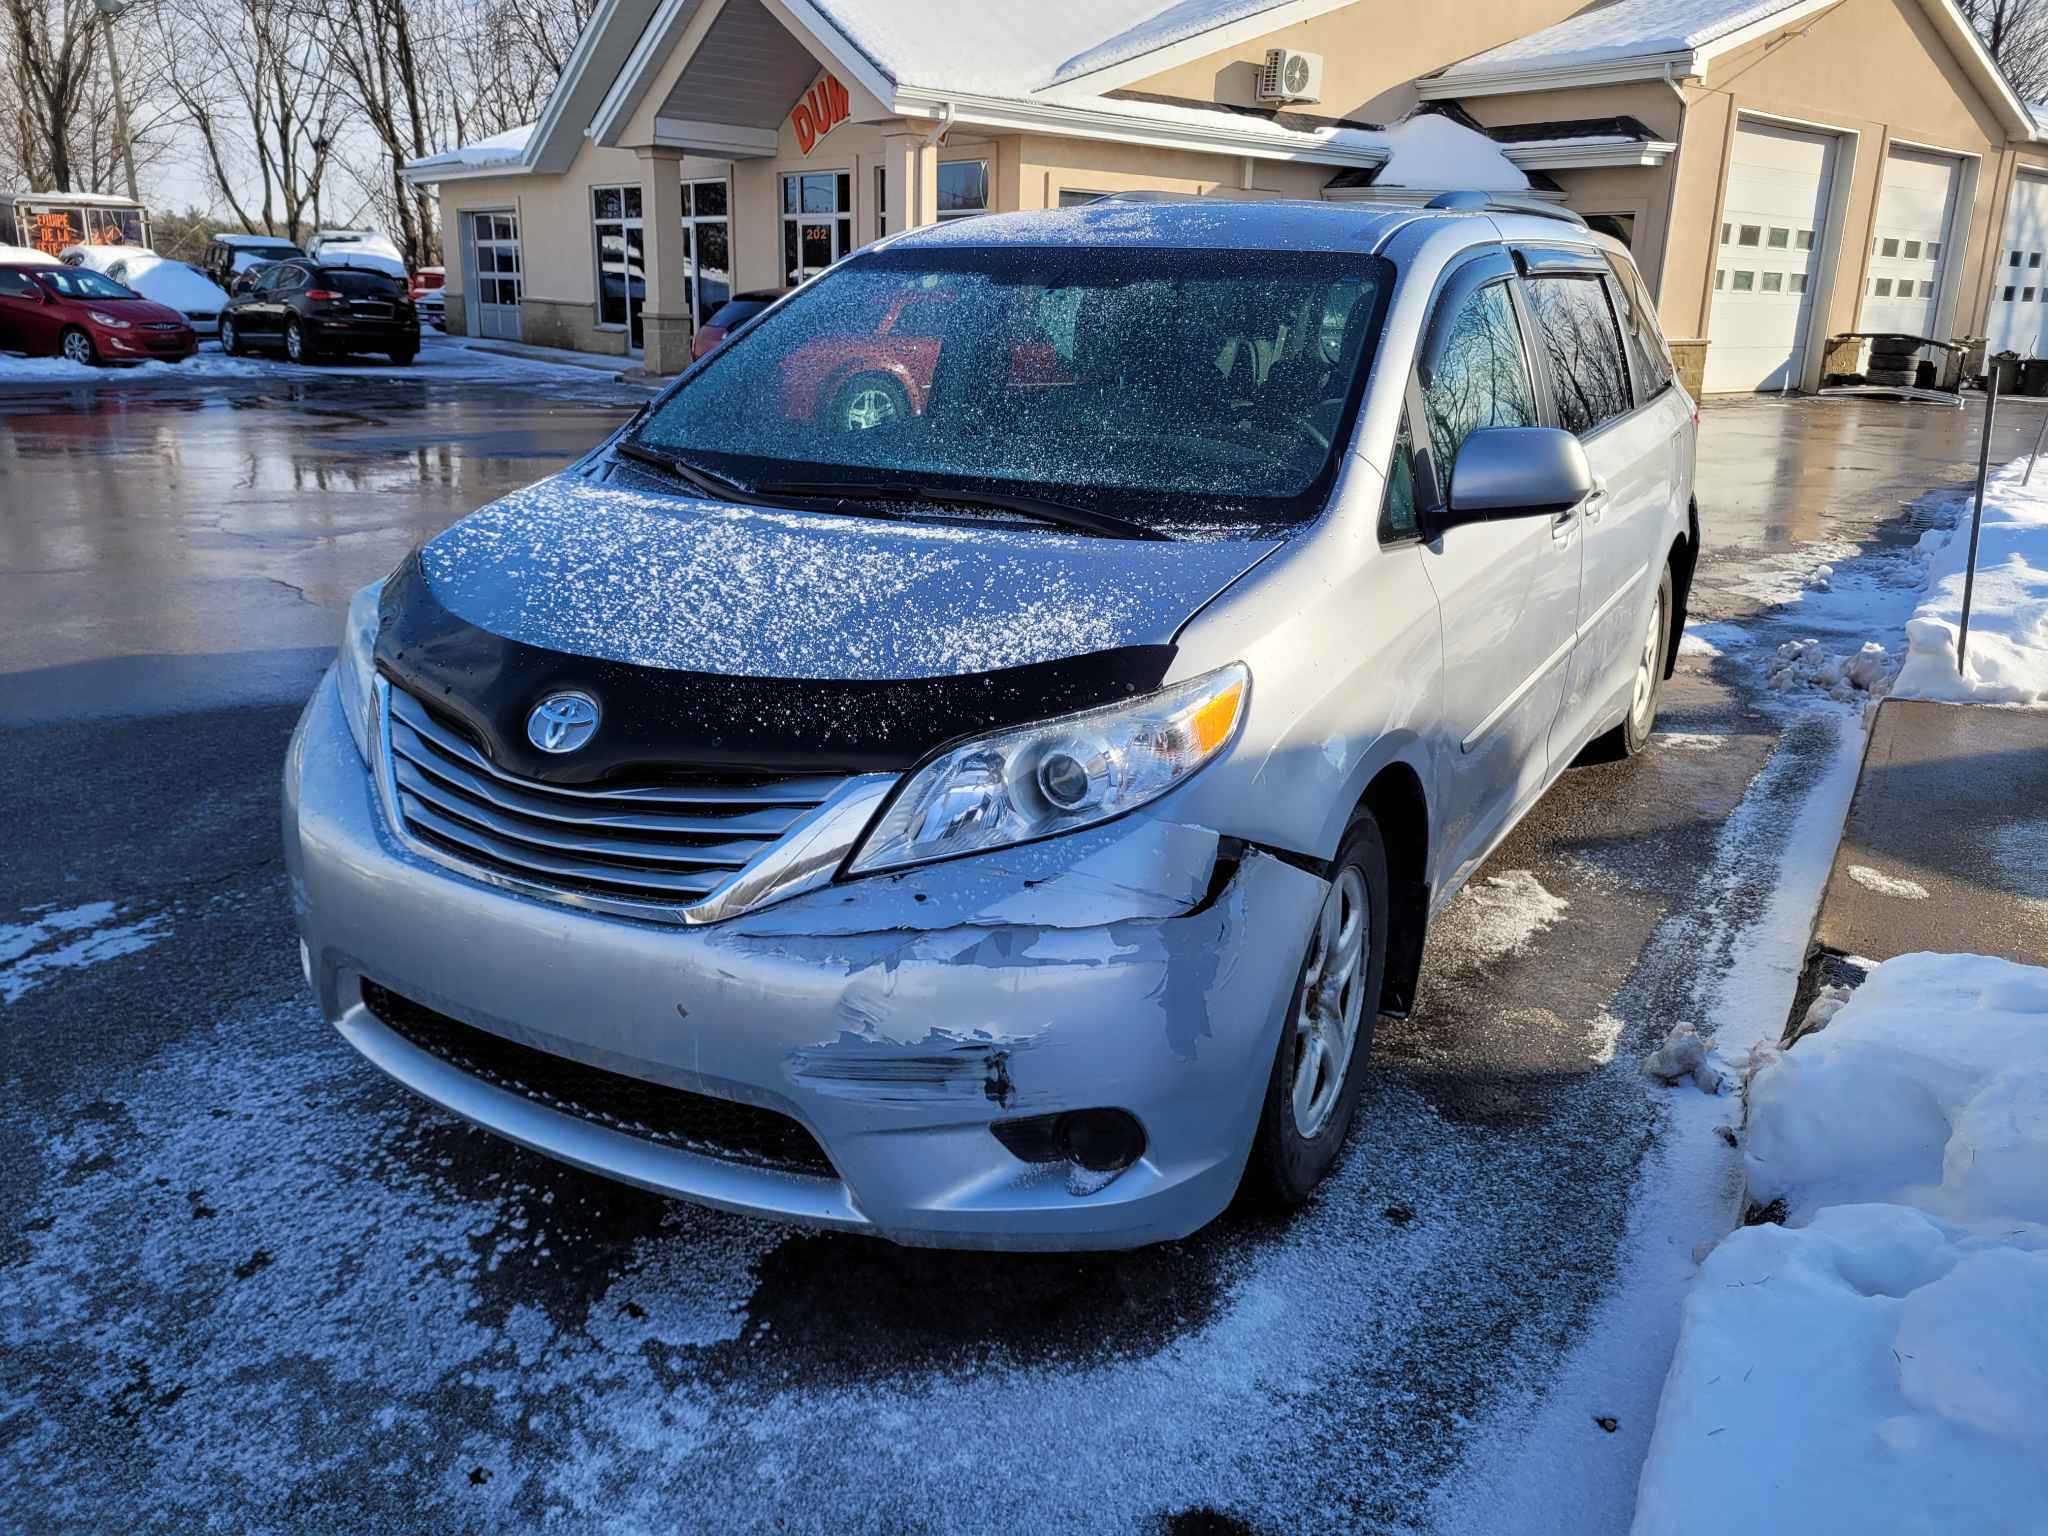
[1632, 953, 2048, 1534]
[1893, 463, 2048, 706]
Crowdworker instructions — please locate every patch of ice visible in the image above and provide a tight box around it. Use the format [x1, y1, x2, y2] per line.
[1445, 870, 1569, 963]
[1677, 621, 1748, 659]
[1652, 731, 1725, 751]
[0, 900, 168, 1004]
[1845, 865, 1930, 900]
[1584, 1010, 1627, 1066]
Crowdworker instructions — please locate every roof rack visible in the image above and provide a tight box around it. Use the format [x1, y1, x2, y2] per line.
[1093, 190, 1206, 204]
[1423, 191, 1588, 228]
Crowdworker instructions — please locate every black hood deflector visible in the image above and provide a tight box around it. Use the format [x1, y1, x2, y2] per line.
[376, 555, 1178, 782]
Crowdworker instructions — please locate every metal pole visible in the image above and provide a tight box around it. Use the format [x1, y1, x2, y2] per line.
[1959, 367, 1997, 676]
[2025, 396, 2048, 486]
[97, 6, 139, 206]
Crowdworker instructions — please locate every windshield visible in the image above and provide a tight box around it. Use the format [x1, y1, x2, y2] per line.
[39, 268, 136, 299]
[634, 246, 1391, 529]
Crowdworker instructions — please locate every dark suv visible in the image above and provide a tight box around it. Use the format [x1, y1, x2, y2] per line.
[202, 234, 306, 292]
[219, 259, 419, 365]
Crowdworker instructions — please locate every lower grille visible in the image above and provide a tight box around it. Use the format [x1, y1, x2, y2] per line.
[362, 982, 837, 1178]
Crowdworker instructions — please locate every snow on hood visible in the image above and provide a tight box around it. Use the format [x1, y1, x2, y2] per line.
[418, 476, 1278, 681]
[113, 255, 229, 312]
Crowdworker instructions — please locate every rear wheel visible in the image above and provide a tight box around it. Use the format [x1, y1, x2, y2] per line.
[59, 327, 97, 366]
[1245, 810, 1389, 1205]
[388, 347, 416, 367]
[1590, 565, 1673, 760]
[284, 319, 313, 364]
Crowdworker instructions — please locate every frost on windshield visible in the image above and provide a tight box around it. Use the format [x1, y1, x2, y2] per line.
[420, 480, 1275, 681]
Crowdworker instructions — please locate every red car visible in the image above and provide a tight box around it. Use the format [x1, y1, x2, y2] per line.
[691, 287, 790, 361]
[0, 262, 197, 365]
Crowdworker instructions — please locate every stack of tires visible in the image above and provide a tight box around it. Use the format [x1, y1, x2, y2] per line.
[1865, 334, 1921, 389]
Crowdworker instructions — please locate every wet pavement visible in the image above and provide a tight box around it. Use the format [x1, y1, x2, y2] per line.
[0, 377, 2023, 1532]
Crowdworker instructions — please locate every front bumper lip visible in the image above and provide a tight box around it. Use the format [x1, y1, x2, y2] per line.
[286, 669, 1327, 1250]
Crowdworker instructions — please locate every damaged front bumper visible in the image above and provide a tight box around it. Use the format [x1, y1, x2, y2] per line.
[284, 671, 1328, 1250]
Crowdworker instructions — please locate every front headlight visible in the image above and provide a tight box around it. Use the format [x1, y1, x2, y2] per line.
[336, 580, 384, 762]
[87, 310, 130, 329]
[848, 663, 1249, 875]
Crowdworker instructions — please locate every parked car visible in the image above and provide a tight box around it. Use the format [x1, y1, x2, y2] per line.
[202, 233, 306, 293]
[690, 287, 790, 360]
[59, 244, 231, 338]
[219, 258, 419, 365]
[410, 266, 446, 330]
[0, 262, 196, 364]
[306, 229, 409, 282]
[284, 197, 1697, 1250]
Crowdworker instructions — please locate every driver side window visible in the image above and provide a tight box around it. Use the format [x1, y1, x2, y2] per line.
[1420, 281, 1537, 503]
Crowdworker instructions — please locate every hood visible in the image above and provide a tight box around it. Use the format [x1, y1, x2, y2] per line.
[379, 473, 1278, 779]
[417, 475, 1275, 683]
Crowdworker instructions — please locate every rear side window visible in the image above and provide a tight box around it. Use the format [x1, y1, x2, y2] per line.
[0, 270, 38, 297]
[1420, 281, 1538, 495]
[1523, 275, 1633, 435]
[1602, 253, 1676, 399]
[322, 269, 404, 297]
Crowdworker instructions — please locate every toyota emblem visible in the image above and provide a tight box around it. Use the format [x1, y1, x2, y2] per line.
[526, 691, 600, 754]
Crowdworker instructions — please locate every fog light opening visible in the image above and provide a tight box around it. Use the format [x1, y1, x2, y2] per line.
[1056, 1108, 1146, 1175]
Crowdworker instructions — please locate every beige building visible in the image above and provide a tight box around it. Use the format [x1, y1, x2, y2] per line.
[404, 0, 2048, 393]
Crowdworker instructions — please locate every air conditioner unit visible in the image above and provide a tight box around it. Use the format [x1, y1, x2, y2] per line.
[1258, 48, 1323, 105]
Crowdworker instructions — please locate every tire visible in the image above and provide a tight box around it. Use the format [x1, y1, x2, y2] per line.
[1866, 367, 1914, 388]
[388, 348, 416, 367]
[284, 319, 314, 365]
[1244, 809, 1389, 1206]
[219, 316, 240, 357]
[831, 373, 909, 432]
[1588, 564, 1674, 760]
[59, 327, 98, 366]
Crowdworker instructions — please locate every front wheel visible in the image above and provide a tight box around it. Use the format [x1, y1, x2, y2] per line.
[1245, 809, 1389, 1205]
[219, 316, 240, 356]
[60, 327, 98, 366]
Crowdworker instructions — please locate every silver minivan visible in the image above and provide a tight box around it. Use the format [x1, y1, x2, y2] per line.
[284, 197, 1697, 1250]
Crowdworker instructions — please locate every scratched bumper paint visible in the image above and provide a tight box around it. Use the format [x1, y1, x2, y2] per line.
[284, 670, 1328, 1250]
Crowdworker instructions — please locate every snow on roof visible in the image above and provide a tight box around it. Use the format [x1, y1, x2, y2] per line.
[808, 0, 1301, 96]
[11, 189, 148, 207]
[1434, 0, 1814, 82]
[407, 121, 535, 175]
[0, 242, 61, 266]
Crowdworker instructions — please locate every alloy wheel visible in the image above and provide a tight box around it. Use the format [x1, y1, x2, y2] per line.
[61, 330, 93, 365]
[220, 319, 237, 355]
[1631, 585, 1666, 736]
[843, 385, 898, 430]
[285, 323, 304, 362]
[1291, 865, 1369, 1138]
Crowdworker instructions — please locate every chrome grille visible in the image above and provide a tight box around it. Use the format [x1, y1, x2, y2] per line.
[380, 684, 886, 921]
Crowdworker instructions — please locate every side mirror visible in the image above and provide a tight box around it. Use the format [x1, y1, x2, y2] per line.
[1438, 426, 1592, 532]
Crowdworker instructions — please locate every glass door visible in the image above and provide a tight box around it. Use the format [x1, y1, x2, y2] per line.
[593, 185, 646, 353]
[781, 172, 852, 285]
[681, 178, 731, 332]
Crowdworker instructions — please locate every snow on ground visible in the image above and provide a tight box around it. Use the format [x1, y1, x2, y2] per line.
[0, 332, 648, 388]
[1441, 869, 1569, 963]
[1892, 462, 2048, 706]
[0, 900, 168, 1004]
[1633, 953, 2048, 1534]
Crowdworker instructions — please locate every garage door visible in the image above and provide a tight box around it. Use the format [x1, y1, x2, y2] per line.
[1706, 122, 1837, 393]
[1862, 148, 1961, 339]
[469, 212, 522, 342]
[1988, 172, 2048, 359]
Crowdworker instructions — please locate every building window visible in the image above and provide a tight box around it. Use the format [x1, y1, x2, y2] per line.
[1059, 189, 1110, 208]
[782, 171, 852, 284]
[875, 166, 886, 240]
[592, 184, 646, 350]
[937, 160, 990, 219]
[680, 177, 731, 334]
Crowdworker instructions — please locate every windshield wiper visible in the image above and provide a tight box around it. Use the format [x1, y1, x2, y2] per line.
[751, 480, 1169, 541]
[612, 438, 756, 502]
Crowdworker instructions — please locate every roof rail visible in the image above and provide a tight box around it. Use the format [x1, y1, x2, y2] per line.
[1094, 189, 1206, 204]
[1422, 191, 1588, 228]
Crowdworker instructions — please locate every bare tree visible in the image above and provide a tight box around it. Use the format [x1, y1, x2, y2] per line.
[1959, 0, 2048, 101]
[3, 0, 100, 189]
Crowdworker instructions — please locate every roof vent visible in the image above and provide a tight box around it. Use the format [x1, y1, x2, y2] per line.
[1257, 48, 1323, 105]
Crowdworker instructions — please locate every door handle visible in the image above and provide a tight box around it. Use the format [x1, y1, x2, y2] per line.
[1582, 485, 1610, 525]
[1551, 507, 1578, 542]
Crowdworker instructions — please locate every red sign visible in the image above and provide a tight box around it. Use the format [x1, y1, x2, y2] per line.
[791, 74, 850, 156]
